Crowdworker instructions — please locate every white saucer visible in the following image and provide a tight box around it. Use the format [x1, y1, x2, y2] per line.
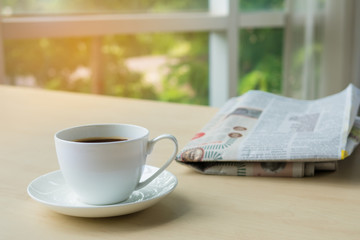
[27, 165, 177, 218]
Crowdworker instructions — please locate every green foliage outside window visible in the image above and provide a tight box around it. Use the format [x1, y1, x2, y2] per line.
[239, 28, 283, 95]
[2, 0, 283, 105]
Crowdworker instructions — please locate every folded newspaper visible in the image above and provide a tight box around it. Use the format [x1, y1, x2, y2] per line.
[176, 84, 360, 177]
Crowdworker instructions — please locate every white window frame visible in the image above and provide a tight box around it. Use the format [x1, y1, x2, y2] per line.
[0, 0, 285, 106]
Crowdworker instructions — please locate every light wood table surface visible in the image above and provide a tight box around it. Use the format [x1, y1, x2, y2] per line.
[1, 85, 360, 240]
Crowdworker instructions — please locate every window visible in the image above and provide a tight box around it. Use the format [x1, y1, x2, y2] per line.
[3, 0, 357, 107]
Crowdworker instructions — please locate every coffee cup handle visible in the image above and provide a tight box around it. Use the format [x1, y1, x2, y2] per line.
[135, 134, 178, 190]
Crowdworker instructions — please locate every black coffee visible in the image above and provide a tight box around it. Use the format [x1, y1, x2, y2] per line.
[74, 137, 128, 143]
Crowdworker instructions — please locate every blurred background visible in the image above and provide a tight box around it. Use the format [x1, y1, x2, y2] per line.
[0, 0, 359, 106]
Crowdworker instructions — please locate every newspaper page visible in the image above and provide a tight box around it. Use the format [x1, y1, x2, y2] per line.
[176, 84, 360, 177]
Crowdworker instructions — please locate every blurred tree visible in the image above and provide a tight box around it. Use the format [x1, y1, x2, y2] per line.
[238, 28, 283, 95]
[4, 37, 92, 92]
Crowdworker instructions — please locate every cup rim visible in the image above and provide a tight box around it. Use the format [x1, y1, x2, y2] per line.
[55, 123, 149, 144]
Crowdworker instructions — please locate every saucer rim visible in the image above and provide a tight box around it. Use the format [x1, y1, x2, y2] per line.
[27, 165, 177, 210]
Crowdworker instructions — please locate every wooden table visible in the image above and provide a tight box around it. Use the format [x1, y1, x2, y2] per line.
[1, 85, 360, 240]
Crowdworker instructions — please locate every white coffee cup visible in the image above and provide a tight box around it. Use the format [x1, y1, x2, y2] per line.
[54, 124, 178, 205]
